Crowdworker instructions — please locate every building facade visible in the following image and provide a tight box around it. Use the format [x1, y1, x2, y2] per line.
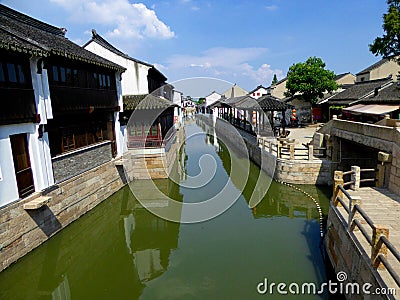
[0, 4, 125, 207]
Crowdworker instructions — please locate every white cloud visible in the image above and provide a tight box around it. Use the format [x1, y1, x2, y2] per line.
[164, 47, 283, 88]
[265, 5, 278, 11]
[50, 0, 175, 39]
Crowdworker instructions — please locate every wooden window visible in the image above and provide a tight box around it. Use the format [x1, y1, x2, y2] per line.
[0, 64, 4, 82]
[73, 69, 78, 84]
[66, 68, 72, 84]
[60, 67, 66, 82]
[17, 65, 25, 83]
[106, 75, 111, 88]
[7, 63, 17, 83]
[52, 65, 59, 81]
[61, 130, 75, 152]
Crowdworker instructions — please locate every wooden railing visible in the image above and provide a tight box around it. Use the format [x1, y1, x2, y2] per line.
[257, 137, 327, 161]
[332, 168, 400, 287]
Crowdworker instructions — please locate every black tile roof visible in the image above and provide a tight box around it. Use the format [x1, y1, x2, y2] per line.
[257, 95, 292, 111]
[356, 58, 390, 75]
[83, 30, 153, 67]
[248, 85, 267, 94]
[0, 4, 125, 71]
[123, 94, 176, 110]
[225, 95, 249, 105]
[327, 78, 392, 104]
[362, 82, 400, 103]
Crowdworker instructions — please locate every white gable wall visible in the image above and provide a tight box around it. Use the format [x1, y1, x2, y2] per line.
[84, 41, 151, 95]
[250, 87, 268, 99]
[206, 92, 221, 107]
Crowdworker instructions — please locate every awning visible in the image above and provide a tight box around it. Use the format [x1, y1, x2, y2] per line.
[343, 104, 399, 116]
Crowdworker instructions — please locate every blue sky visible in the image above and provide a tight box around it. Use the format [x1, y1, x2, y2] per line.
[0, 0, 389, 91]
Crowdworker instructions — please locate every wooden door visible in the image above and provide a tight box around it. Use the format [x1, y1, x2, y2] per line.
[10, 134, 34, 198]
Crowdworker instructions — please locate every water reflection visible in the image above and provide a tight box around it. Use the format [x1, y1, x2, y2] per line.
[0, 120, 331, 299]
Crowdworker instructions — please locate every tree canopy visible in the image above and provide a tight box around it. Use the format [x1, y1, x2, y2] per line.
[370, 0, 400, 61]
[271, 74, 278, 86]
[284, 57, 339, 104]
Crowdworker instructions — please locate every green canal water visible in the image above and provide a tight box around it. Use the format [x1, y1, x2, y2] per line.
[0, 122, 332, 299]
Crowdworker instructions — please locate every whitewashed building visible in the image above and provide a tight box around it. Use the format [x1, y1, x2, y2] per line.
[0, 5, 125, 206]
[249, 85, 268, 99]
[83, 30, 174, 153]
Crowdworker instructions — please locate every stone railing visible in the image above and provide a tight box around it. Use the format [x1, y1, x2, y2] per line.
[332, 167, 400, 287]
[257, 137, 327, 161]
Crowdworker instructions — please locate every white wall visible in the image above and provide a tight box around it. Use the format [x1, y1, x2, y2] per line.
[0, 124, 35, 207]
[84, 42, 151, 95]
[250, 87, 268, 99]
[114, 72, 125, 156]
[205, 92, 221, 107]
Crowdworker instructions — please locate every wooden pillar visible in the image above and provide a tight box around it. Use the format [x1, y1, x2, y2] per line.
[282, 109, 286, 135]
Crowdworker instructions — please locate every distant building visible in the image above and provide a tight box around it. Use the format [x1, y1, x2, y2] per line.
[222, 84, 248, 98]
[248, 85, 268, 99]
[0, 4, 125, 206]
[335, 72, 356, 87]
[356, 57, 400, 83]
[268, 77, 288, 99]
[320, 77, 394, 121]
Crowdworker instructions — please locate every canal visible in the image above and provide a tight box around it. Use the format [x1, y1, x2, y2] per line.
[0, 120, 331, 299]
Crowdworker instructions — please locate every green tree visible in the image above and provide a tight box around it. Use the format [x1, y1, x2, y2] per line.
[284, 57, 339, 104]
[370, 0, 400, 62]
[271, 74, 278, 86]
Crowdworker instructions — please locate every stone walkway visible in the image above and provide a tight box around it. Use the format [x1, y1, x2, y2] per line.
[337, 187, 400, 295]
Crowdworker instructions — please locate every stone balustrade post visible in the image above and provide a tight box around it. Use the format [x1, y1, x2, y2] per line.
[376, 151, 392, 188]
[277, 141, 282, 158]
[325, 134, 332, 159]
[348, 196, 361, 231]
[333, 170, 344, 206]
[269, 141, 273, 154]
[371, 225, 389, 270]
[350, 166, 360, 191]
[308, 144, 314, 161]
[289, 144, 295, 160]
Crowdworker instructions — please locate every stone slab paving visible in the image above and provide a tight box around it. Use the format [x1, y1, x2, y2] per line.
[340, 187, 400, 296]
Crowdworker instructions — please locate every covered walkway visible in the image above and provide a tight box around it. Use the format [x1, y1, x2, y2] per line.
[208, 94, 293, 138]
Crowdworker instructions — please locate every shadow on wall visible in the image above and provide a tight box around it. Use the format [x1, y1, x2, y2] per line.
[27, 207, 62, 237]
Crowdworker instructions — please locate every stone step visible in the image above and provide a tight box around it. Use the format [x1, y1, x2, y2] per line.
[23, 196, 51, 210]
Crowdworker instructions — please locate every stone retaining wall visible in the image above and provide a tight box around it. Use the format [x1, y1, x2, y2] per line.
[0, 157, 128, 272]
[325, 205, 388, 300]
[198, 114, 332, 185]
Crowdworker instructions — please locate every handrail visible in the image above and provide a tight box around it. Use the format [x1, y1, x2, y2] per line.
[343, 170, 355, 176]
[332, 178, 400, 287]
[257, 137, 326, 161]
[378, 254, 400, 287]
[381, 236, 400, 263]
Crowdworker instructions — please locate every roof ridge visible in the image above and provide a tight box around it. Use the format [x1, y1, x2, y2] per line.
[85, 29, 153, 67]
[0, 4, 65, 36]
[356, 58, 392, 75]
